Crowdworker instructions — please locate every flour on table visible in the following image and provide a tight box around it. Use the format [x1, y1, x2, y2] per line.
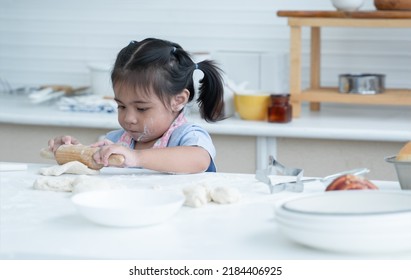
[183, 184, 241, 207]
[72, 176, 126, 194]
[33, 177, 77, 192]
[33, 175, 126, 193]
[39, 161, 99, 176]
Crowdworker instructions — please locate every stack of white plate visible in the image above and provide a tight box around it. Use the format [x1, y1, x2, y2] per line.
[275, 191, 411, 253]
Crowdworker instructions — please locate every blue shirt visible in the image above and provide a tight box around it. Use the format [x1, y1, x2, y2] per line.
[105, 123, 216, 172]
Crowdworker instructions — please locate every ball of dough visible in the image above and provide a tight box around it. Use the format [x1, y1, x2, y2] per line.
[210, 186, 241, 204]
[182, 185, 211, 208]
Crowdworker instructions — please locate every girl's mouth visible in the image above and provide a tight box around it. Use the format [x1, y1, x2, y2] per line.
[127, 130, 145, 142]
[127, 122, 151, 142]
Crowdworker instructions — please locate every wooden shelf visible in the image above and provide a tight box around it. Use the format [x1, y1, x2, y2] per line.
[294, 88, 411, 106]
[278, 10, 411, 117]
[277, 10, 411, 19]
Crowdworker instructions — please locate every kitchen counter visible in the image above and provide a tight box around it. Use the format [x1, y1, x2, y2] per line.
[0, 93, 410, 178]
[1, 162, 410, 260]
[1, 94, 410, 142]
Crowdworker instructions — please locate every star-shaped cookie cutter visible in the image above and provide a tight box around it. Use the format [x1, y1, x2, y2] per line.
[255, 156, 304, 193]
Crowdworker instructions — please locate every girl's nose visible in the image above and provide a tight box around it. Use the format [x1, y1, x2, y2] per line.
[124, 110, 138, 124]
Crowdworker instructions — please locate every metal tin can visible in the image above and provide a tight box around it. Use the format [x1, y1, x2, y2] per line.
[338, 74, 385, 94]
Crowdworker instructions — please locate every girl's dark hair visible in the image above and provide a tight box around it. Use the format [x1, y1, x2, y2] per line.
[111, 38, 225, 122]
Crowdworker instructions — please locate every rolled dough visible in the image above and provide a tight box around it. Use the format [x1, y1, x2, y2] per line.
[39, 161, 99, 176]
[33, 175, 125, 193]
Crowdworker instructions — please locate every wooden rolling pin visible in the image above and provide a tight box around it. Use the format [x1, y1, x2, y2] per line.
[41, 145, 125, 170]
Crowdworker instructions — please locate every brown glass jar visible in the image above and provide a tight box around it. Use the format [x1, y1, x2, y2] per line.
[267, 94, 292, 123]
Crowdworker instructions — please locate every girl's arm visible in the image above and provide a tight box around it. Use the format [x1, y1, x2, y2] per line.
[138, 146, 211, 173]
[93, 145, 211, 174]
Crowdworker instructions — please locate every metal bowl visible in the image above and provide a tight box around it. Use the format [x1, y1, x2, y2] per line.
[339, 74, 385, 94]
[385, 156, 411, 190]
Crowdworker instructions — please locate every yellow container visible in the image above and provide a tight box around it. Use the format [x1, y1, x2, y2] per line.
[234, 92, 270, 121]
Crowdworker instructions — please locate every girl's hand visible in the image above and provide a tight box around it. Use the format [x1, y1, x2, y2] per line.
[92, 144, 139, 168]
[90, 138, 114, 148]
[48, 135, 80, 153]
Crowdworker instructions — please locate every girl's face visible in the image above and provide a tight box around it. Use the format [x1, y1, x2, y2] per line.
[114, 85, 178, 146]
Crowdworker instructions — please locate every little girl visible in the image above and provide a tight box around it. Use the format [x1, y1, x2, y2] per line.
[48, 38, 225, 173]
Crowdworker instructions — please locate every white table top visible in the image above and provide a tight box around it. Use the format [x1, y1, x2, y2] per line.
[1, 163, 410, 260]
[1, 93, 411, 142]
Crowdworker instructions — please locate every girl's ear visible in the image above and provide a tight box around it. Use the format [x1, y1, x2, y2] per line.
[171, 89, 190, 112]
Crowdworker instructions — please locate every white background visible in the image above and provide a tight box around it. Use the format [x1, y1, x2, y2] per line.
[1, 0, 410, 91]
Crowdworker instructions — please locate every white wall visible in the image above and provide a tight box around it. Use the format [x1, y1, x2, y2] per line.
[1, 0, 411, 91]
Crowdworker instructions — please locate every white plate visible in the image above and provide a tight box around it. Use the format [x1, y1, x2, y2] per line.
[275, 191, 411, 253]
[72, 189, 185, 227]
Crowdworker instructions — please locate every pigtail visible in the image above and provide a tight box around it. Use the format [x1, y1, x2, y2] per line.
[196, 60, 225, 122]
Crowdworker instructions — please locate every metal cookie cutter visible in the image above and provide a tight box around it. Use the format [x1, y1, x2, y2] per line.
[255, 156, 304, 193]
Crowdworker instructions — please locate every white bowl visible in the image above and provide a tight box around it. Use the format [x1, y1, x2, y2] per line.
[71, 189, 185, 227]
[331, 0, 365, 11]
[385, 156, 411, 190]
[275, 191, 411, 253]
[88, 63, 115, 97]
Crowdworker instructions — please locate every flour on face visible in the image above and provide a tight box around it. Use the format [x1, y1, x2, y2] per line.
[137, 119, 154, 142]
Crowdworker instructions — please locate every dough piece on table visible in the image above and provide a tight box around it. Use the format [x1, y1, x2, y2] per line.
[33, 175, 124, 193]
[210, 186, 241, 204]
[39, 161, 99, 176]
[183, 185, 211, 208]
[33, 177, 77, 192]
[182, 185, 242, 207]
